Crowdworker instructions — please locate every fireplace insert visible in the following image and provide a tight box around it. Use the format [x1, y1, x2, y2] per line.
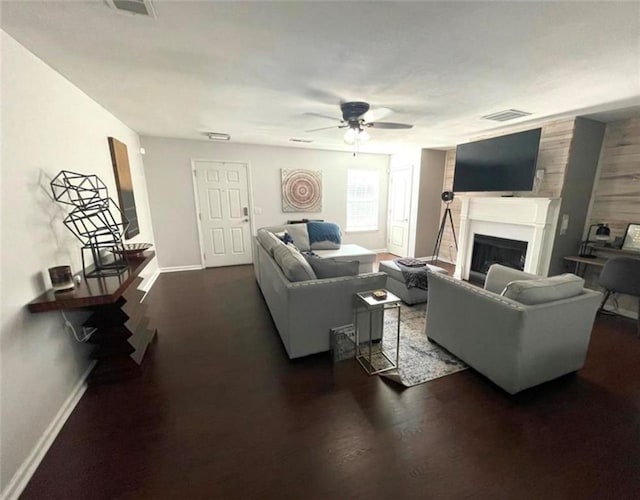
[469, 234, 528, 285]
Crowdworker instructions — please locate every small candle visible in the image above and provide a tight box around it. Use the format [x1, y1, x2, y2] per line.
[48, 266, 74, 292]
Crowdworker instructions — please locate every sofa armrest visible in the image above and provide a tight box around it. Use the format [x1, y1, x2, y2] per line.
[285, 273, 387, 357]
[426, 274, 525, 350]
[515, 289, 602, 389]
[426, 273, 526, 390]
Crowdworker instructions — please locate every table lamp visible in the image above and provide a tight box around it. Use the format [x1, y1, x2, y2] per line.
[578, 223, 610, 257]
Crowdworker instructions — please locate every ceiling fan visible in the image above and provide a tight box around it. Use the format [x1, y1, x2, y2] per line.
[305, 101, 413, 145]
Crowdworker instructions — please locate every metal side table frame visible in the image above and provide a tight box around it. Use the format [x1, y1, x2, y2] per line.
[353, 290, 401, 375]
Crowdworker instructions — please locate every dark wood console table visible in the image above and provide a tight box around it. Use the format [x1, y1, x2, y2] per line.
[28, 252, 157, 384]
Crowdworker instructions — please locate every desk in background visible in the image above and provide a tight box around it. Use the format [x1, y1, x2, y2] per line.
[564, 247, 640, 276]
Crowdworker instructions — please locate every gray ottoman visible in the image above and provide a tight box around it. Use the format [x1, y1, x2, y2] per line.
[379, 260, 447, 305]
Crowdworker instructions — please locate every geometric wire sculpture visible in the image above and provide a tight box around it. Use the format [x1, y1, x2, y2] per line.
[51, 170, 109, 209]
[51, 170, 130, 278]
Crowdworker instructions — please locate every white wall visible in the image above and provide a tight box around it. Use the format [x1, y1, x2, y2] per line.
[140, 137, 391, 268]
[0, 32, 156, 497]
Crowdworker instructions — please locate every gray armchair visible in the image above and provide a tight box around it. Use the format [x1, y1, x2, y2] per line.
[425, 265, 602, 394]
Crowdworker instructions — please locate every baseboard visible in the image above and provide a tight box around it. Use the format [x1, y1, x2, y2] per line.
[160, 265, 203, 273]
[1, 361, 97, 500]
[371, 248, 389, 253]
[140, 268, 160, 302]
[141, 268, 160, 292]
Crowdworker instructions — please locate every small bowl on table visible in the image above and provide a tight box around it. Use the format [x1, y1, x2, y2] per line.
[113, 243, 153, 258]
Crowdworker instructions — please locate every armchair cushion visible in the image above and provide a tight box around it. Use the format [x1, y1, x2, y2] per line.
[502, 273, 585, 305]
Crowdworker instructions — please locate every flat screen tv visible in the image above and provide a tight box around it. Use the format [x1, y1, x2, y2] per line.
[452, 128, 542, 192]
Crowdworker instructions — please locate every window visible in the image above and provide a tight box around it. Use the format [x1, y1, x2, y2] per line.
[346, 169, 379, 231]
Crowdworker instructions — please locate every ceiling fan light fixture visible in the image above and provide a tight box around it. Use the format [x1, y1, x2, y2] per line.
[344, 127, 369, 145]
[344, 128, 357, 144]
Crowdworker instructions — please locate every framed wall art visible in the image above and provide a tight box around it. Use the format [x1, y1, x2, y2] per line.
[622, 223, 640, 252]
[108, 137, 140, 239]
[281, 169, 322, 213]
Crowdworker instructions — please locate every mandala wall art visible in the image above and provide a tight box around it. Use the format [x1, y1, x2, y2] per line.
[281, 169, 322, 213]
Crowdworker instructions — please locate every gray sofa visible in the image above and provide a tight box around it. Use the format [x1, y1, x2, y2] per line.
[425, 264, 602, 394]
[254, 225, 386, 359]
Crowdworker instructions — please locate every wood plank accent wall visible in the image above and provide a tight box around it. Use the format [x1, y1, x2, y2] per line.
[588, 117, 640, 239]
[584, 117, 640, 317]
[437, 118, 576, 263]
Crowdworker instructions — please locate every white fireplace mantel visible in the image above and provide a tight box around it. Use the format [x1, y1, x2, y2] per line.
[454, 197, 560, 280]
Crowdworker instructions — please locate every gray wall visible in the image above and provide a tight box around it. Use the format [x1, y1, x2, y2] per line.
[415, 150, 447, 258]
[549, 118, 606, 275]
[140, 137, 391, 268]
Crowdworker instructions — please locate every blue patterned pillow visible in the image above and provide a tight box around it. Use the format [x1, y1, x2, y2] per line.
[308, 222, 341, 250]
[274, 230, 295, 246]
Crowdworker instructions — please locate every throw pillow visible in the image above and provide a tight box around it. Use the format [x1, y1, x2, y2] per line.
[274, 230, 295, 246]
[273, 244, 317, 282]
[308, 222, 342, 250]
[305, 256, 359, 279]
[502, 273, 585, 305]
[285, 224, 311, 251]
[257, 229, 284, 256]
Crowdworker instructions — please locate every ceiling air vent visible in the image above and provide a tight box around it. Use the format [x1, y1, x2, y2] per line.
[482, 109, 531, 122]
[289, 138, 313, 144]
[205, 132, 231, 141]
[105, 0, 157, 18]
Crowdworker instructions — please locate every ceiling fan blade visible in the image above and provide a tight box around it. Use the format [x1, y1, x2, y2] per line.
[362, 107, 393, 123]
[366, 122, 414, 129]
[303, 112, 343, 122]
[305, 125, 343, 133]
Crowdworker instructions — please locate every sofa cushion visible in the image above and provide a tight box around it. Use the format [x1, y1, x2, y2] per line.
[257, 229, 284, 256]
[308, 222, 341, 250]
[502, 273, 585, 305]
[305, 256, 359, 279]
[273, 244, 317, 282]
[284, 224, 310, 251]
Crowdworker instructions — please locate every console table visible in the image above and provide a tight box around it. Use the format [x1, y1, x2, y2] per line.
[28, 252, 157, 384]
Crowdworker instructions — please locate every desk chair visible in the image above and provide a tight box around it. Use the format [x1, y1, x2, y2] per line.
[598, 257, 640, 336]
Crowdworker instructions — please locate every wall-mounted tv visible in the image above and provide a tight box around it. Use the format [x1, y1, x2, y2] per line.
[452, 128, 542, 192]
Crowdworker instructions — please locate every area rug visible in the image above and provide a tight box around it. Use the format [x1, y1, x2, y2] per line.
[330, 302, 467, 388]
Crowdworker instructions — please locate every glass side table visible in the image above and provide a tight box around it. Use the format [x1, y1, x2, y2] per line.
[353, 290, 401, 375]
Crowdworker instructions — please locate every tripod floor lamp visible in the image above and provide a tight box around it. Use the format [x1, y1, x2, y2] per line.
[432, 191, 458, 264]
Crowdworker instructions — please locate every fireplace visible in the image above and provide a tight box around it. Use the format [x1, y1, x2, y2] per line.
[454, 197, 560, 280]
[469, 234, 528, 285]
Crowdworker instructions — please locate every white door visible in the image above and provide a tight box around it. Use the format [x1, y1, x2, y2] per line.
[193, 160, 252, 267]
[387, 167, 412, 256]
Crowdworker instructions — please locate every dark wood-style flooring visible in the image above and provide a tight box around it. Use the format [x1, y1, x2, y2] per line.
[22, 263, 640, 499]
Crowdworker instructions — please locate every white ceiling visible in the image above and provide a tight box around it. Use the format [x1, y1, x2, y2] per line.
[2, 1, 639, 154]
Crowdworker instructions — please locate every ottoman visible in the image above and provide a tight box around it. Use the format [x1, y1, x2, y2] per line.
[379, 260, 447, 305]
